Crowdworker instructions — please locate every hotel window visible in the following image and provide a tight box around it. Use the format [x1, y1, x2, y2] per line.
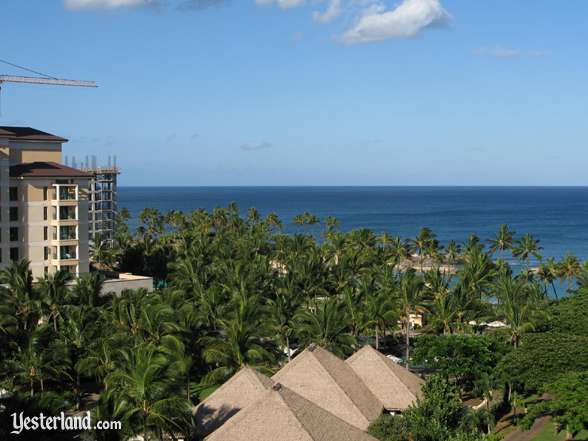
[61, 265, 76, 275]
[44, 206, 48, 221]
[10, 247, 19, 261]
[9, 207, 18, 222]
[9, 187, 18, 202]
[44, 266, 49, 275]
[43, 187, 48, 201]
[10, 227, 18, 242]
[44, 246, 50, 261]
[44, 226, 48, 241]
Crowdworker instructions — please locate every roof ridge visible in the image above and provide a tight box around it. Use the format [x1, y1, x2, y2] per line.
[271, 345, 311, 379]
[204, 366, 265, 401]
[372, 349, 422, 396]
[204, 388, 274, 441]
[0, 126, 67, 142]
[312, 346, 382, 421]
[277, 384, 378, 441]
[346, 345, 423, 411]
[272, 382, 314, 438]
[371, 350, 415, 397]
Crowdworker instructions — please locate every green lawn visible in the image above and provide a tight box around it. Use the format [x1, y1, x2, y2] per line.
[531, 422, 588, 441]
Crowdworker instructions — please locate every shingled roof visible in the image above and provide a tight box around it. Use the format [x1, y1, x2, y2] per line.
[272, 345, 382, 430]
[206, 383, 379, 441]
[0, 127, 67, 142]
[10, 162, 92, 178]
[194, 366, 273, 437]
[346, 346, 424, 411]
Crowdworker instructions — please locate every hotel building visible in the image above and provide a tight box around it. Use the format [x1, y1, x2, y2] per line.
[0, 127, 91, 278]
[86, 165, 119, 245]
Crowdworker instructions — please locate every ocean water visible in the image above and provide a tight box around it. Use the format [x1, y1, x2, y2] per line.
[119, 187, 588, 262]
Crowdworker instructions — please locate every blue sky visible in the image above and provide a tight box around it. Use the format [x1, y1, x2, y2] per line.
[1, 0, 587, 185]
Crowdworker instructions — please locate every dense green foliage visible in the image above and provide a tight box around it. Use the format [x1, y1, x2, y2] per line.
[521, 371, 588, 439]
[543, 290, 588, 336]
[368, 376, 492, 441]
[1, 208, 588, 440]
[414, 335, 509, 396]
[498, 333, 588, 393]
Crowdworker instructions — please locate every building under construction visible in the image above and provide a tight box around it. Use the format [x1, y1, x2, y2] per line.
[67, 155, 120, 245]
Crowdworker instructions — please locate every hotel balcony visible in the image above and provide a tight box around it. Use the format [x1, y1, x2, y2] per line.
[51, 225, 78, 243]
[52, 184, 78, 202]
[51, 205, 78, 224]
[51, 245, 78, 266]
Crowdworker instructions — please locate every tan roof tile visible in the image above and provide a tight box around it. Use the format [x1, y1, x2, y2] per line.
[346, 346, 424, 411]
[272, 345, 382, 430]
[206, 383, 379, 441]
[194, 366, 273, 437]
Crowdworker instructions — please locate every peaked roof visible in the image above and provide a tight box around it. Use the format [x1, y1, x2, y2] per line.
[0, 126, 67, 142]
[194, 366, 274, 437]
[346, 346, 424, 411]
[10, 162, 92, 178]
[206, 383, 379, 441]
[272, 345, 382, 430]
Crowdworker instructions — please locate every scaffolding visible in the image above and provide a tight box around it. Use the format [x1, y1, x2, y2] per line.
[82, 163, 120, 245]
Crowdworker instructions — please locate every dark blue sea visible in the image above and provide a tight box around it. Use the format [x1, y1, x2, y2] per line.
[119, 187, 588, 263]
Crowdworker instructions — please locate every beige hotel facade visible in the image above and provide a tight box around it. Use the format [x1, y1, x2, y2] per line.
[0, 127, 90, 278]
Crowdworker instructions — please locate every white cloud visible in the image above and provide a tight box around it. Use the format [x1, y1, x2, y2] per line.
[473, 47, 548, 59]
[473, 47, 520, 58]
[255, 0, 305, 9]
[241, 141, 274, 151]
[64, 0, 155, 9]
[313, 0, 343, 23]
[342, 0, 450, 44]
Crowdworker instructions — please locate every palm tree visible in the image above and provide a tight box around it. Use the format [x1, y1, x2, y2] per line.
[0, 301, 17, 336]
[388, 235, 411, 268]
[38, 270, 73, 332]
[111, 292, 182, 346]
[426, 291, 458, 335]
[266, 212, 283, 230]
[362, 290, 397, 350]
[536, 257, 560, 299]
[293, 212, 320, 225]
[59, 304, 100, 409]
[577, 267, 588, 290]
[444, 240, 461, 267]
[104, 343, 192, 440]
[77, 338, 118, 391]
[0, 259, 40, 331]
[268, 279, 302, 361]
[90, 234, 115, 269]
[294, 298, 356, 358]
[200, 294, 276, 385]
[458, 246, 496, 300]
[72, 272, 106, 306]
[488, 224, 515, 254]
[559, 254, 581, 293]
[494, 276, 542, 348]
[397, 270, 425, 366]
[513, 234, 542, 269]
[342, 286, 364, 337]
[424, 270, 460, 335]
[6, 327, 68, 397]
[412, 228, 437, 272]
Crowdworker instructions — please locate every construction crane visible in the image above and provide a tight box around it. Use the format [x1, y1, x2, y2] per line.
[0, 57, 97, 114]
[0, 75, 97, 88]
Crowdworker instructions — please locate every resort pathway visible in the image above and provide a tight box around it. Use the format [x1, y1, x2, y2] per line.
[502, 416, 552, 441]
